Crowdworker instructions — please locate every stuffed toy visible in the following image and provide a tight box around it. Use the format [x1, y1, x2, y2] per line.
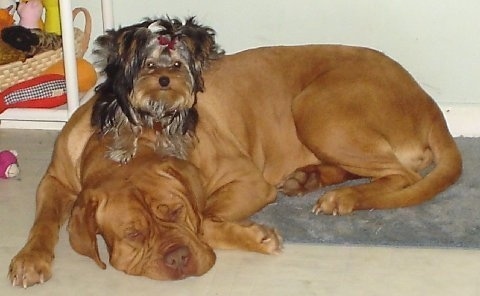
[42, 0, 60, 34]
[43, 58, 98, 92]
[0, 150, 19, 179]
[0, 74, 67, 114]
[0, 6, 14, 30]
[0, 0, 16, 14]
[18, 0, 44, 29]
[1, 25, 62, 58]
[0, 32, 26, 65]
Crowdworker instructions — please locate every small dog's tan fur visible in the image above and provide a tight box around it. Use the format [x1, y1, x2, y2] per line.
[9, 45, 461, 287]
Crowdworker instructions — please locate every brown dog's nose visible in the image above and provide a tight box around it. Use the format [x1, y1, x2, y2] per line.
[164, 245, 190, 270]
[159, 76, 170, 87]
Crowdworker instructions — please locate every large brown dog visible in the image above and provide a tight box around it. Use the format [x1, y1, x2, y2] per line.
[9, 45, 462, 287]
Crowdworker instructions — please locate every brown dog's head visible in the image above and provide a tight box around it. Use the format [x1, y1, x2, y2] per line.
[91, 16, 223, 135]
[68, 157, 216, 280]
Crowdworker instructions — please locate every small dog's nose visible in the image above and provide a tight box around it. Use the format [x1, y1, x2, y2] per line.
[164, 245, 190, 270]
[159, 76, 170, 87]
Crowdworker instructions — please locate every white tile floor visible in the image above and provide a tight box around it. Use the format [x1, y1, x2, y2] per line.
[1, 128, 479, 296]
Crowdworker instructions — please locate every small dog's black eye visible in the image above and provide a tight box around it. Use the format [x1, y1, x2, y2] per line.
[173, 61, 182, 68]
[146, 61, 156, 69]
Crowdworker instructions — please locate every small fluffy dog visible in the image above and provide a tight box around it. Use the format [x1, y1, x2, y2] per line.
[91, 17, 224, 163]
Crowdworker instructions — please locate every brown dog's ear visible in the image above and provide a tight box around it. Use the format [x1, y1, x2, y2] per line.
[68, 189, 107, 269]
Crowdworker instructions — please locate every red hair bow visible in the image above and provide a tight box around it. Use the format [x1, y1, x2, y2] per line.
[158, 36, 176, 50]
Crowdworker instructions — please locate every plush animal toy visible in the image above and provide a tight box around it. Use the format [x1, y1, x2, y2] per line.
[42, 0, 60, 34]
[0, 150, 19, 179]
[42, 58, 98, 92]
[1, 25, 62, 58]
[0, 0, 16, 17]
[0, 7, 14, 30]
[18, 0, 44, 29]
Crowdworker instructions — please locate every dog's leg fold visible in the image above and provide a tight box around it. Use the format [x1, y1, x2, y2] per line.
[280, 164, 358, 196]
[203, 175, 277, 222]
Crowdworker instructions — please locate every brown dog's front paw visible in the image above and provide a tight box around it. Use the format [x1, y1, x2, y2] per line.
[8, 251, 53, 288]
[251, 224, 284, 255]
[312, 190, 357, 216]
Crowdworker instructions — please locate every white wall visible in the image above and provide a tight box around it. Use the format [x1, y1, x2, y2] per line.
[72, 0, 480, 105]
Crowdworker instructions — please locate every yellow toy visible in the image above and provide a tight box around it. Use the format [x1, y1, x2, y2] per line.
[42, 0, 60, 35]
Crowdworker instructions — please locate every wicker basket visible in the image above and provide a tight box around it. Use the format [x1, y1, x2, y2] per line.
[0, 7, 91, 92]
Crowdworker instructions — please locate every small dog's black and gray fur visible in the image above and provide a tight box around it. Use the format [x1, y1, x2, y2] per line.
[91, 17, 224, 163]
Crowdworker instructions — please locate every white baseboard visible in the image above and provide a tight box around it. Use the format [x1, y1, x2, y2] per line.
[1, 103, 479, 137]
[0, 120, 65, 130]
[439, 103, 480, 137]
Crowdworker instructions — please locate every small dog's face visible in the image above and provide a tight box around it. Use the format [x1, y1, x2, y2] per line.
[130, 38, 196, 115]
[91, 17, 223, 132]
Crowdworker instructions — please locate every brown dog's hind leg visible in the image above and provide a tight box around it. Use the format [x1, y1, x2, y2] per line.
[294, 128, 428, 215]
[279, 164, 358, 196]
[291, 86, 431, 215]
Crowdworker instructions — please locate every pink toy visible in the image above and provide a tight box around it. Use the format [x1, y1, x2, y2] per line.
[0, 150, 19, 178]
[18, 0, 44, 29]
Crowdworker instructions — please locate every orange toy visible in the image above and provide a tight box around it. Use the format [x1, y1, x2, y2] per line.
[42, 58, 98, 92]
[0, 7, 14, 30]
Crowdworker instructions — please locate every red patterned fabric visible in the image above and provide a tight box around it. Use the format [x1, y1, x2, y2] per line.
[0, 74, 67, 114]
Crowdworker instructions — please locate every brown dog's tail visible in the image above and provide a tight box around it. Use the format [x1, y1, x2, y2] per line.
[379, 112, 462, 208]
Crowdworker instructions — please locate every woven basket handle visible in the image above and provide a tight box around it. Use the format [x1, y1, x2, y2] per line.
[72, 7, 92, 57]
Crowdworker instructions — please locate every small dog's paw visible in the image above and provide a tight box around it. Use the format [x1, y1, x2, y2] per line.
[9, 251, 53, 288]
[107, 148, 136, 164]
[312, 190, 357, 216]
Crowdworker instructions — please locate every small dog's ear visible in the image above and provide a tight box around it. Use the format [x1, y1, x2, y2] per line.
[177, 17, 224, 93]
[181, 17, 223, 61]
[68, 189, 107, 270]
[92, 23, 156, 130]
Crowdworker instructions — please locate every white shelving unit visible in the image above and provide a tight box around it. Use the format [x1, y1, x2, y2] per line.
[0, 0, 114, 130]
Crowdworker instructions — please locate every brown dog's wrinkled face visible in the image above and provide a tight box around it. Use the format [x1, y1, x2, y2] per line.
[68, 159, 216, 280]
